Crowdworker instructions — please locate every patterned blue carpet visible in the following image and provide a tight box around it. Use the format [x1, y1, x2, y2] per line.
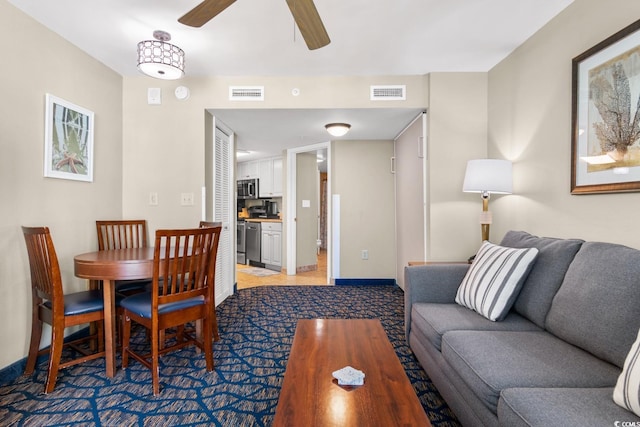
[0, 285, 459, 426]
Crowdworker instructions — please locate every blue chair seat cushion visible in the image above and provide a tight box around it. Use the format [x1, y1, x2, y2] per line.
[120, 292, 204, 319]
[43, 290, 110, 316]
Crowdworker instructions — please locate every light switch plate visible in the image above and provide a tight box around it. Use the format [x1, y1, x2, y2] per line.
[181, 192, 194, 206]
[147, 88, 161, 105]
[302, 199, 311, 208]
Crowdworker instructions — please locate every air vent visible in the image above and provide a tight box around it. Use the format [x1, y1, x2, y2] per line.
[229, 86, 264, 101]
[370, 85, 406, 101]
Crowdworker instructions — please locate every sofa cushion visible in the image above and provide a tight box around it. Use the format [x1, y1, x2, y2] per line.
[455, 241, 538, 321]
[411, 303, 541, 351]
[499, 230, 583, 328]
[614, 328, 640, 416]
[546, 242, 640, 368]
[499, 387, 640, 427]
[441, 330, 620, 414]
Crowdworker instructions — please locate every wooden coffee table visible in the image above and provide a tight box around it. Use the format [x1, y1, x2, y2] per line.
[273, 319, 431, 426]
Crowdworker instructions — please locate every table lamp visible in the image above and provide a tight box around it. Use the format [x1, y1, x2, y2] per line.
[463, 159, 513, 242]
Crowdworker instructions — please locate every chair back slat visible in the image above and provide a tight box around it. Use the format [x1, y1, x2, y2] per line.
[96, 220, 147, 250]
[152, 227, 222, 307]
[199, 221, 222, 228]
[22, 226, 63, 305]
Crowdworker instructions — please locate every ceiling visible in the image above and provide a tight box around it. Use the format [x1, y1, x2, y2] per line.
[9, 0, 573, 161]
[210, 108, 425, 162]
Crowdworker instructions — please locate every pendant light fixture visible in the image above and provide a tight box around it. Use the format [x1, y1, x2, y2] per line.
[325, 123, 351, 137]
[137, 30, 185, 80]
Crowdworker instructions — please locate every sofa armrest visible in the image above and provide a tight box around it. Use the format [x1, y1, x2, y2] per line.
[404, 263, 470, 341]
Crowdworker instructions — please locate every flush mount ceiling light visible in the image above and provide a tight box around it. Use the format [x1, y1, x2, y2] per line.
[137, 30, 185, 80]
[325, 123, 351, 137]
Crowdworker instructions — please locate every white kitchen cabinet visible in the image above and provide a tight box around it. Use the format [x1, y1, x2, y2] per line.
[258, 156, 283, 198]
[238, 156, 282, 196]
[261, 222, 282, 269]
[237, 160, 259, 179]
[272, 157, 283, 195]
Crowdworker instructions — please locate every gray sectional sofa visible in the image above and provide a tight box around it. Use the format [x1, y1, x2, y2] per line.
[405, 230, 640, 426]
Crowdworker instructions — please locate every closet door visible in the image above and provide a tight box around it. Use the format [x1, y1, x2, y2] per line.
[212, 124, 234, 304]
[394, 113, 427, 289]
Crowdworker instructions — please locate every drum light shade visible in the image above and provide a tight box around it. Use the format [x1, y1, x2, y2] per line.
[137, 31, 185, 80]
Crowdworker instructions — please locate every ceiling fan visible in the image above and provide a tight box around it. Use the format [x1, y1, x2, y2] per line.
[179, 0, 331, 50]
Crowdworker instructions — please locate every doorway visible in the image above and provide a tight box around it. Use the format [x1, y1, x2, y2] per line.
[286, 142, 331, 284]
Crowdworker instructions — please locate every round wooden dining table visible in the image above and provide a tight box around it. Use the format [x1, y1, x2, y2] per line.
[74, 247, 155, 378]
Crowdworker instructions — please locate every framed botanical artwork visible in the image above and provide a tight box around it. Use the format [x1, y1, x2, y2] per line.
[571, 18, 640, 194]
[44, 94, 94, 182]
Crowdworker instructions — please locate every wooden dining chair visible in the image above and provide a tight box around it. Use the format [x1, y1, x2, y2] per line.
[96, 220, 150, 295]
[121, 225, 222, 395]
[161, 221, 223, 348]
[198, 221, 222, 340]
[199, 221, 222, 228]
[22, 226, 106, 394]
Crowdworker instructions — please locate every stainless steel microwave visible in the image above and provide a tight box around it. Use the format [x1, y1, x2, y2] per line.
[237, 178, 259, 199]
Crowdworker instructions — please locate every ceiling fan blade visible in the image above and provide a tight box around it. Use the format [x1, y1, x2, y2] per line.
[179, 0, 237, 27]
[285, 0, 330, 50]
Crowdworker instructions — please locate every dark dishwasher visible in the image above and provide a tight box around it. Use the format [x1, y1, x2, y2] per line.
[245, 221, 262, 266]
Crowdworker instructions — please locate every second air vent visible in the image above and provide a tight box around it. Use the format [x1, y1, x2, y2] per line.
[229, 86, 264, 101]
[370, 85, 406, 101]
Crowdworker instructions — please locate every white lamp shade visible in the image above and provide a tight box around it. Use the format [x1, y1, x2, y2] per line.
[463, 159, 513, 194]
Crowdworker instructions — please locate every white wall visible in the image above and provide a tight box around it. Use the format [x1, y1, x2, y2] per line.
[332, 140, 397, 278]
[0, 2, 123, 369]
[488, 0, 640, 248]
[428, 73, 489, 260]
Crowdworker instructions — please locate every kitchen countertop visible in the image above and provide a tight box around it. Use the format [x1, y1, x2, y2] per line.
[243, 218, 282, 223]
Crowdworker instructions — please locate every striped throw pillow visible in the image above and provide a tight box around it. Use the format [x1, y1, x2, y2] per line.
[455, 241, 538, 321]
[614, 328, 640, 416]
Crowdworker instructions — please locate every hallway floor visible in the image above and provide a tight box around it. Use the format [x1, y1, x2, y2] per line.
[237, 250, 329, 289]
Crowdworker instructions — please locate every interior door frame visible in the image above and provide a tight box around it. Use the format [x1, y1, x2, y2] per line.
[286, 141, 331, 283]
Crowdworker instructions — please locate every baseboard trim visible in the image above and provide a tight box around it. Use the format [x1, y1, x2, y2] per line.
[334, 278, 396, 286]
[0, 327, 91, 386]
[0, 359, 26, 386]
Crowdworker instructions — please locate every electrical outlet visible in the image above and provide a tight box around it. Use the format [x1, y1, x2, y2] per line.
[361, 250, 369, 260]
[149, 192, 158, 206]
[181, 192, 194, 206]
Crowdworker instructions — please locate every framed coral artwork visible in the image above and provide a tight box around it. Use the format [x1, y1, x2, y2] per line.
[571, 18, 640, 194]
[44, 94, 94, 182]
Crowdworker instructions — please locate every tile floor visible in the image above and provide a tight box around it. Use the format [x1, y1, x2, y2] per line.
[236, 250, 329, 289]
